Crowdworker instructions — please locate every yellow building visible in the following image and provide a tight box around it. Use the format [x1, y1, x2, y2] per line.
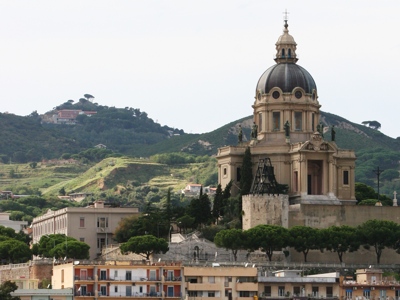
[184, 266, 258, 300]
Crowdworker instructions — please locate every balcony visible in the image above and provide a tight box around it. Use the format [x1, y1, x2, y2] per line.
[236, 282, 258, 291]
[165, 276, 182, 282]
[186, 282, 220, 291]
[96, 227, 112, 233]
[74, 276, 94, 281]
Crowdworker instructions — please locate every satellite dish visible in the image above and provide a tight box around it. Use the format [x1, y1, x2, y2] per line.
[158, 258, 161, 262]
[74, 261, 80, 265]
[245, 263, 248, 267]
[47, 284, 50, 288]
[64, 257, 67, 261]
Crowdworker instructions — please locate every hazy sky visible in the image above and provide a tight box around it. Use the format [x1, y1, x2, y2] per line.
[1, 1, 399, 138]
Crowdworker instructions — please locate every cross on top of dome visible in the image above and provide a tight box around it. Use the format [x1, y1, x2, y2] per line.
[275, 10, 298, 64]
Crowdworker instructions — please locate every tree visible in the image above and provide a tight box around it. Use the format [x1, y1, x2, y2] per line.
[176, 215, 195, 234]
[246, 225, 289, 261]
[355, 183, 378, 203]
[120, 235, 169, 260]
[288, 226, 321, 262]
[369, 121, 381, 130]
[212, 184, 224, 224]
[320, 225, 360, 263]
[84, 94, 95, 101]
[187, 194, 212, 228]
[113, 215, 141, 243]
[52, 240, 90, 259]
[0, 280, 20, 300]
[33, 234, 80, 258]
[240, 147, 253, 195]
[163, 188, 173, 225]
[361, 120, 381, 130]
[381, 169, 399, 182]
[214, 229, 247, 261]
[357, 219, 400, 264]
[0, 239, 31, 263]
[59, 187, 66, 196]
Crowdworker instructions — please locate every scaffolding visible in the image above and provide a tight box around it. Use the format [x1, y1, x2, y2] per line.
[250, 158, 288, 195]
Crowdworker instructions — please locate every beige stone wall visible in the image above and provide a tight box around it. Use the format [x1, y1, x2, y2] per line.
[0, 264, 30, 283]
[242, 194, 289, 230]
[289, 204, 400, 228]
[243, 197, 400, 264]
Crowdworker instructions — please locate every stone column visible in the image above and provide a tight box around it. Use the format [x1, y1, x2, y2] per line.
[299, 156, 307, 197]
[393, 191, 398, 207]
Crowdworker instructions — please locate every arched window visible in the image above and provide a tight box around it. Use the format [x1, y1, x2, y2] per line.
[281, 49, 285, 58]
[288, 49, 292, 58]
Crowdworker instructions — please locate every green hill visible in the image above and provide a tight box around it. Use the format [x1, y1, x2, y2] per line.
[1, 99, 400, 198]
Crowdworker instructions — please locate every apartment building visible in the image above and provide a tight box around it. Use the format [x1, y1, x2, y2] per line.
[31, 201, 139, 259]
[258, 270, 340, 300]
[52, 260, 183, 299]
[341, 269, 400, 300]
[184, 266, 258, 300]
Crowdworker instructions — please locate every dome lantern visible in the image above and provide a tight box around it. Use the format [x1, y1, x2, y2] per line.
[274, 18, 298, 64]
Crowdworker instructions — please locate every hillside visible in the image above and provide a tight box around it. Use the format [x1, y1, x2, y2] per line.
[2, 100, 400, 197]
[0, 156, 217, 201]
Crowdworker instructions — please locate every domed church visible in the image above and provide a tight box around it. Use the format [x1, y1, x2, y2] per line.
[217, 18, 357, 209]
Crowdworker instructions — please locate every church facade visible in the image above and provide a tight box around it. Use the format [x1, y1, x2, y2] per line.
[216, 19, 400, 264]
[217, 19, 356, 205]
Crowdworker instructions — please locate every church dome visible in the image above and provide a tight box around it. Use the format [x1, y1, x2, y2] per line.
[256, 19, 317, 95]
[256, 63, 317, 94]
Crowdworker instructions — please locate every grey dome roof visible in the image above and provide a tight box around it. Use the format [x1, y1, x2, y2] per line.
[256, 63, 317, 94]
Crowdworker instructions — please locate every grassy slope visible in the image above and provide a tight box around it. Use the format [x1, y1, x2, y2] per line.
[0, 157, 217, 196]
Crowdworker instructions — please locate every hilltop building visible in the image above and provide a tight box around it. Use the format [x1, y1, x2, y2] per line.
[217, 17, 356, 205]
[31, 201, 139, 259]
[216, 17, 400, 264]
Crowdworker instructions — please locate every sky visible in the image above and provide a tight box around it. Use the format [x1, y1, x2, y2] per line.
[0, 1, 399, 138]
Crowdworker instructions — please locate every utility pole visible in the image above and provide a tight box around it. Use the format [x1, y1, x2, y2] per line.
[373, 167, 384, 201]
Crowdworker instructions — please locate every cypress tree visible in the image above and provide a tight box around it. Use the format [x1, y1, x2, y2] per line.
[240, 147, 253, 195]
[212, 184, 223, 224]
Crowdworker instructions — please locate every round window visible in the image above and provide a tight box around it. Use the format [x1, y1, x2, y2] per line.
[272, 91, 280, 99]
[295, 91, 302, 99]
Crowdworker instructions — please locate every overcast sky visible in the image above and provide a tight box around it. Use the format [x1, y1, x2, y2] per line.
[1, 1, 399, 138]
